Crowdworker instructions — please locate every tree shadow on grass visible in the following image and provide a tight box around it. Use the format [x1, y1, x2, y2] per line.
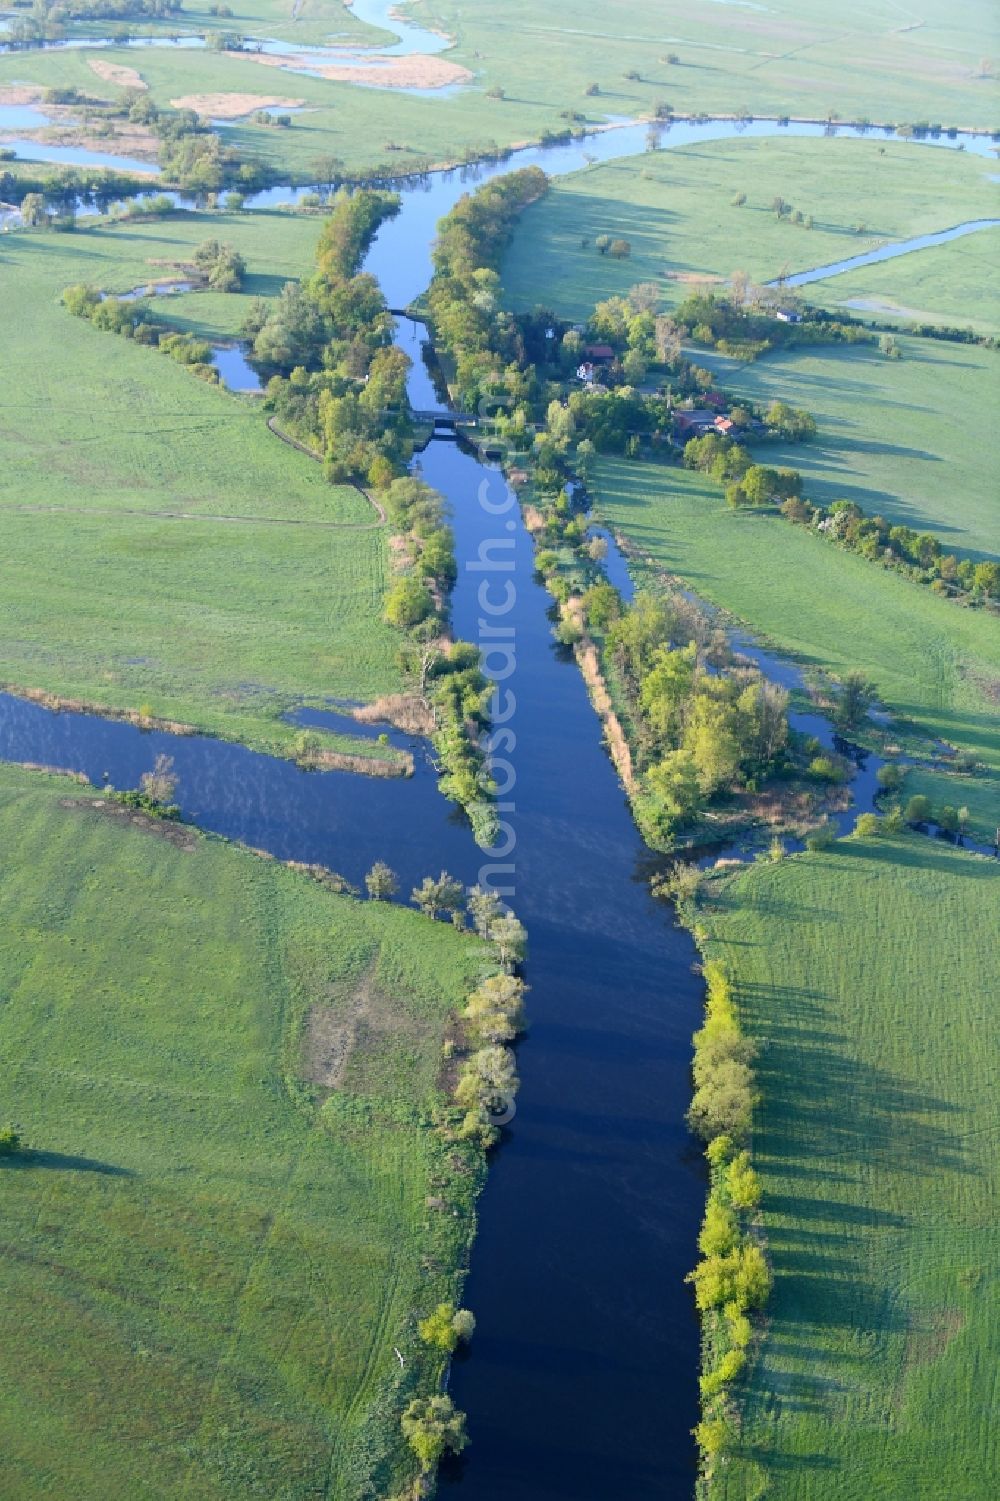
[1, 1150, 133, 1176]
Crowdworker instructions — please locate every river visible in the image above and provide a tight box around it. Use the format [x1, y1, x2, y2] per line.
[2, 112, 996, 1498]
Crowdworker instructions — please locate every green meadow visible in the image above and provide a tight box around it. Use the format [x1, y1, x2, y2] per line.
[688, 336, 1000, 560]
[434, 0, 1000, 131]
[500, 136, 1000, 326]
[811, 226, 1000, 335]
[593, 458, 1000, 823]
[3, 0, 998, 183]
[0, 209, 408, 756]
[0, 762, 486, 1499]
[700, 835, 1000, 1500]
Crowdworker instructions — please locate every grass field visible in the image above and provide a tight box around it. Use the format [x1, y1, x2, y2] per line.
[501, 137, 1000, 326]
[687, 336, 1000, 561]
[3, 0, 998, 181]
[434, 0, 1000, 131]
[811, 226, 1000, 334]
[0, 210, 409, 756]
[0, 761, 487, 1499]
[500, 140, 999, 559]
[593, 457, 1000, 817]
[698, 834, 999, 1499]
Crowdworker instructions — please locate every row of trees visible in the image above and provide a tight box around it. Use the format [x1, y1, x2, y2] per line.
[427, 166, 549, 412]
[685, 962, 770, 1473]
[682, 430, 806, 508]
[398, 891, 527, 1482]
[62, 282, 220, 382]
[378, 478, 499, 847]
[676, 288, 871, 362]
[782, 496, 1000, 604]
[249, 189, 410, 486]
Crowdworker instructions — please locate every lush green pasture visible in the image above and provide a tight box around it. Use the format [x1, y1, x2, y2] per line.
[688, 336, 1000, 561]
[0, 39, 577, 180]
[4, 0, 997, 181]
[435, 0, 1000, 131]
[811, 225, 1000, 334]
[0, 762, 485, 1499]
[699, 835, 999, 1500]
[594, 458, 1000, 790]
[0, 212, 407, 753]
[501, 137, 1000, 324]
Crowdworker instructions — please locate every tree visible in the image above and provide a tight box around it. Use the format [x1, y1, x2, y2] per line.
[411, 871, 464, 920]
[972, 561, 1000, 598]
[464, 973, 526, 1044]
[937, 804, 958, 834]
[20, 192, 47, 227]
[365, 860, 398, 900]
[467, 883, 502, 938]
[876, 762, 904, 792]
[139, 754, 178, 806]
[904, 794, 932, 825]
[0, 1126, 23, 1156]
[418, 1302, 476, 1352]
[688, 1058, 755, 1140]
[628, 280, 661, 313]
[595, 234, 612, 255]
[836, 671, 876, 730]
[683, 692, 741, 794]
[853, 812, 881, 836]
[489, 912, 527, 968]
[609, 238, 632, 259]
[385, 576, 435, 629]
[726, 1150, 762, 1210]
[699, 1199, 738, 1257]
[312, 155, 344, 192]
[401, 1395, 468, 1471]
[452, 1307, 476, 1342]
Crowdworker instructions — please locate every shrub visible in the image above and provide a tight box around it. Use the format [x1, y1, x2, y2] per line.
[808, 755, 844, 783]
[805, 820, 837, 851]
[401, 1395, 468, 1471]
[853, 812, 881, 836]
[384, 576, 434, 628]
[905, 794, 933, 825]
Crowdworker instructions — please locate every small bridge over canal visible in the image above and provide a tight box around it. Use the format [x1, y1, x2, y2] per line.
[412, 409, 477, 431]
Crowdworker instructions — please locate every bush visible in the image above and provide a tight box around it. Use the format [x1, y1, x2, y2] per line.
[401, 1395, 468, 1471]
[384, 576, 434, 629]
[905, 794, 933, 825]
[805, 819, 837, 851]
[853, 812, 881, 837]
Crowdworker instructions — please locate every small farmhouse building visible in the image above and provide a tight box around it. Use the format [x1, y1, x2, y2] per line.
[674, 409, 717, 438]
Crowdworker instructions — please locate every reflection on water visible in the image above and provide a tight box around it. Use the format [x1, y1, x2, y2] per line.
[210, 343, 263, 391]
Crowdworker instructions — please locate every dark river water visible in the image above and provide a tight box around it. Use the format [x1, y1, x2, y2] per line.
[2, 115, 995, 1498]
